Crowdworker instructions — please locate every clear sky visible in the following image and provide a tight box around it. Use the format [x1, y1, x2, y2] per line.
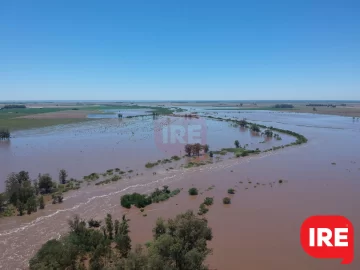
[1, 0, 359, 101]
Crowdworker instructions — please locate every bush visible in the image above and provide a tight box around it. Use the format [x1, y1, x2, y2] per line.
[240, 151, 249, 157]
[198, 203, 209, 215]
[227, 188, 235, 194]
[203, 197, 214, 206]
[278, 179, 283, 184]
[188, 188, 198, 196]
[88, 218, 102, 228]
[223, 197, 231, 204]
[121, 193, 152, 209]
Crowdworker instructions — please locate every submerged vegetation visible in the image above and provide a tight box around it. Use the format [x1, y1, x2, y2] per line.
[223, 197, 231, 204]
[30, 210, 212, 270]
[120, 186, 181, 209]
[188, 187, 199, 196]
[0, 129, 10, 140]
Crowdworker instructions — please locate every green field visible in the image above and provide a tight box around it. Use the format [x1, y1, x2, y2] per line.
[0, 105, 174, 131]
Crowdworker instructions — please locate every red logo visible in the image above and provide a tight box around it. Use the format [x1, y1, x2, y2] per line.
[300, 216, 354, 264]
[154, 116, 207, 157]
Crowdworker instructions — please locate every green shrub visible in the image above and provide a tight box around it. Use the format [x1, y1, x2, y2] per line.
[198, 203, 208, 215]
[204, 197, 214, 206]
[227, 188, 235, 194]
[188, 188, 198, 196]
[240, 151, 249, 157]
[223, 197, 231, 204]
[88, 219, 102, 228]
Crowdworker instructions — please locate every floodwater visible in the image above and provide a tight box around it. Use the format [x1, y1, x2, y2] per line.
[0, 109, 359, 270]
[87, 108, 153, 118]
[0, 115, 293, 192]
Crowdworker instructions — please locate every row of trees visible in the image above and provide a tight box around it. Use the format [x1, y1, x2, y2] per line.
[0, 129, 10, 140]
[1, 169, 69, 216]
[30, 210, 213, 270]
[274, 104, 294, 108]
[1, 104, 26, 109]
[184, 143, 209, 156]
[306, 103, 336, 107]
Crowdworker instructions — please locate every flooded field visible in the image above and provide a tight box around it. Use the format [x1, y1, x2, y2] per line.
[0, 109, 359, 269]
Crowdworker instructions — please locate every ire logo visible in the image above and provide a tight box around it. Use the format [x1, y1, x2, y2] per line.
[300, 216, 354, 264]
[154, 117, 207, 156]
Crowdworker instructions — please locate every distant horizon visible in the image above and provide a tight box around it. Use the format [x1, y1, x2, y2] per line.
[1, 99, 360, 103]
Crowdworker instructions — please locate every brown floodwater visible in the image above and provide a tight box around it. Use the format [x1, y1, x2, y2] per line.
[0, 110, 359, 270]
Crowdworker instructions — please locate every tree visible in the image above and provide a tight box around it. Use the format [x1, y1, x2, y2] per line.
[114, 219, 120, 236]
[59, 169, 68, 184]
[203, 144, 209, 153]
[0, 129, 10, 140]
[39, 196, 45, 209]
[5, 171, 36, 215]
[29, 239, 78, 270]
[105, 213, 114, 239]
[153, 217, 166, 239]
[17, 200, 25, 216]
[234, 140, 240, 148]
[264, 129, 273, 137]
[68, 215, 87, 235]
[192, 143, 202, 156]
[38, 174, 54, 194]
[250, 124, 260, 133]
[148, 210, 212, 270]
[26, 196, 37, 214]
[115, 215, 131, 258]
[184, 144, 192, 156]
[0, 193, 6, 212]
[239, 119, 247, 127]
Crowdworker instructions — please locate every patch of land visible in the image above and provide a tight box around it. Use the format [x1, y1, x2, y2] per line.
[0, 103, 174, 131]
[170, 101, 360, 117]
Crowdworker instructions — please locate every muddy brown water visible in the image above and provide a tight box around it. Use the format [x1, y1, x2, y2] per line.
[0, 111, 359, 270]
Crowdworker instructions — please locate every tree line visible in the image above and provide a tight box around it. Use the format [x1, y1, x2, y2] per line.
[1, 104, 27, 109]
[30, 210, 213, 270]
[306, 103, 336, 107]
[0, 169, 71, 217]
[273, 104, 294, 108]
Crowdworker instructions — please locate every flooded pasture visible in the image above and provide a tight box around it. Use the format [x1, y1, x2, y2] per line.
[0, 109, 359, 269]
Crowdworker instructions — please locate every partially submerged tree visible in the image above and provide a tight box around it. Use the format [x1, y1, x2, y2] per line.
[59, 169, 68, 184]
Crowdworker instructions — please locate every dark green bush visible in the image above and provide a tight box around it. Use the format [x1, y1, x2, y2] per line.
[223, 197, 231, 204]
[188, 187, 198, 196]
[204, 197, 214, 206]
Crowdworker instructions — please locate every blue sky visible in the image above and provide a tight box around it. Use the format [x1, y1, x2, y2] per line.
[1, 0, 359, 100]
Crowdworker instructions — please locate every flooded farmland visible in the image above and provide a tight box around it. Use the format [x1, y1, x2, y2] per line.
[0, 109, 359, 270]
